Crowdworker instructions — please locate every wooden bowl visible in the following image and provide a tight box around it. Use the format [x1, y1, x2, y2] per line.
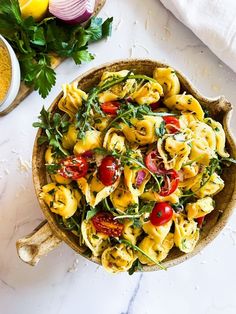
[16, 59, 236, 271]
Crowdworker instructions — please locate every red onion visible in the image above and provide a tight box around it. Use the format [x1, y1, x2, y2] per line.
[135, 170, 146, 187]
[49, 0, 95, 24]
[81, 150, 94, 158]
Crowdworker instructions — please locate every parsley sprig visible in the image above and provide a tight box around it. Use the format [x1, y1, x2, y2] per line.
[0, 0, 113, 98]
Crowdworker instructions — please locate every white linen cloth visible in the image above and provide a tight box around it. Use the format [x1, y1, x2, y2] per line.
[159, 0, 236, 72]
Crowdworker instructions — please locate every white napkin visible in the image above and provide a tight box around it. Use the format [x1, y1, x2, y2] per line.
[159, 0, 236, 72]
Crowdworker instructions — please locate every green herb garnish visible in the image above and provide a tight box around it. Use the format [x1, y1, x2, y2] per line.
[33, 107, 69, 156]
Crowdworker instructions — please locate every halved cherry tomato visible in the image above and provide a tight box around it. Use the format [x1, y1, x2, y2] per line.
[58, 155, 88, 180]
[159, 169, 179, 196]
[196, 216, 205, 228]
[150, 202, 173, 226]
[163, 116, 180, 133]
[98, 155, 119, 186]
[101, 101, 120, 115]
[92, 211, 124, 237]
[144, 150, 161, 173]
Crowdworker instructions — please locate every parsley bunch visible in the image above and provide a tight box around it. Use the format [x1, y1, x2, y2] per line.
[0, 0, 113, 98]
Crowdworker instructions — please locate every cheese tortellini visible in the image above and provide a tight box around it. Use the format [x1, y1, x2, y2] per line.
[38, 66, 231, 274]
[40, 183, 80, 218]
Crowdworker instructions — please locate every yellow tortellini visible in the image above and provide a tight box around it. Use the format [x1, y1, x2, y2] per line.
[174, 214, 200, 253]
[153, 67, 180, 98]
[158, 134, 191, 171]
[204, 118, 229, 158]
[138, 233, 174, 265]
[191, 172, 224, 198]
[101, 244, 137, 273]
[130, 81, 163, 105]
[40, 183, 80, 218]
[186, 197, 214, 219]
[98, 70, 136, 103]
[74, 130, 102, 155]
[62, 124, 78, 150]
[78, 173, 120, 207]
[58, 82, 88, 119]
[103, 128, 126, 153]
[164, 94, 204, 121]
[110, 182, 139, 212]
[122, 220, 142, 245]
[142, 219, 173, 247]
[81, 220, 110, 257]
[140, 188, 182, 204]
[122, 115, 163, 145]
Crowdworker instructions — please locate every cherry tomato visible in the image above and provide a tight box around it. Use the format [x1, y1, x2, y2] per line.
[159, 169, 179, 196]
[144, 150, 161, 173]
[58, 155, 88, 180]
[92, 211, 124, 237]
[163, 116, 180, 133]
[150, 202, 174, 226]
[101, 101, 120, 115]
[98, 155, 119, 186]
[196, 216, 205, 228]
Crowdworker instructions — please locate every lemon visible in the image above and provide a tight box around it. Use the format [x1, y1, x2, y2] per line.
[19, 0, 49, 21]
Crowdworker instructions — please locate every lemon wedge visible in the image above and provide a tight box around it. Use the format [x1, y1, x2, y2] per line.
[19, 0, 49, 21]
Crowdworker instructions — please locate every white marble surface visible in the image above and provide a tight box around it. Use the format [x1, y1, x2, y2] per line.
[1, 1, 236, 314]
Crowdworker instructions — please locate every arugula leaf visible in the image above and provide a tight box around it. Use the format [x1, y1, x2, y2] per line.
[33, 107, 69, 156]
[155, 120, 166, 137]
[86, 207, 100, 220]
[128, 259, 143, 275]
[46, 163, 61, 174]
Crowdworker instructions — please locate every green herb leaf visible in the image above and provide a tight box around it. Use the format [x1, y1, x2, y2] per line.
[128, 259, 143, 275]
[155, 120, 166, 137]
[33, 107, 69, 156]
[86, 207, 100, 220]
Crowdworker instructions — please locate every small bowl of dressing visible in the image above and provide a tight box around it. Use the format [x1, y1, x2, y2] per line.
[0, 35, 21, 114]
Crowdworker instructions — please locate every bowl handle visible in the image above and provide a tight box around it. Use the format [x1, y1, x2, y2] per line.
[16, 220, 62, 266]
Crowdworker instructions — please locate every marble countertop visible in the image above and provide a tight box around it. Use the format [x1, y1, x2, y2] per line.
[1, 1, 236, 313]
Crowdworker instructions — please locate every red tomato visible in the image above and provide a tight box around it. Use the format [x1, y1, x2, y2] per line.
[101, 101, 120, 115]
[150, 202, 173, 226]
[144, 150, 161, 173]
[92, 211, 124, 237]
[196, 216, 205, 228]
[98, 156, 119, 186]
[163, 116, 180, 133]
[58, 155, 88, 180]
[159, 169, 179, 196]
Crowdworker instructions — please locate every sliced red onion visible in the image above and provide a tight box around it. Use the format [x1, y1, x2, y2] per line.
[81, 150, 94, 158]
[49, 0, 95, 24]
[136, 170, 146, 187]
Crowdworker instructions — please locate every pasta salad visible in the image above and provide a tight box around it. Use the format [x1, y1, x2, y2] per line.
[34, 67, 232, 273]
